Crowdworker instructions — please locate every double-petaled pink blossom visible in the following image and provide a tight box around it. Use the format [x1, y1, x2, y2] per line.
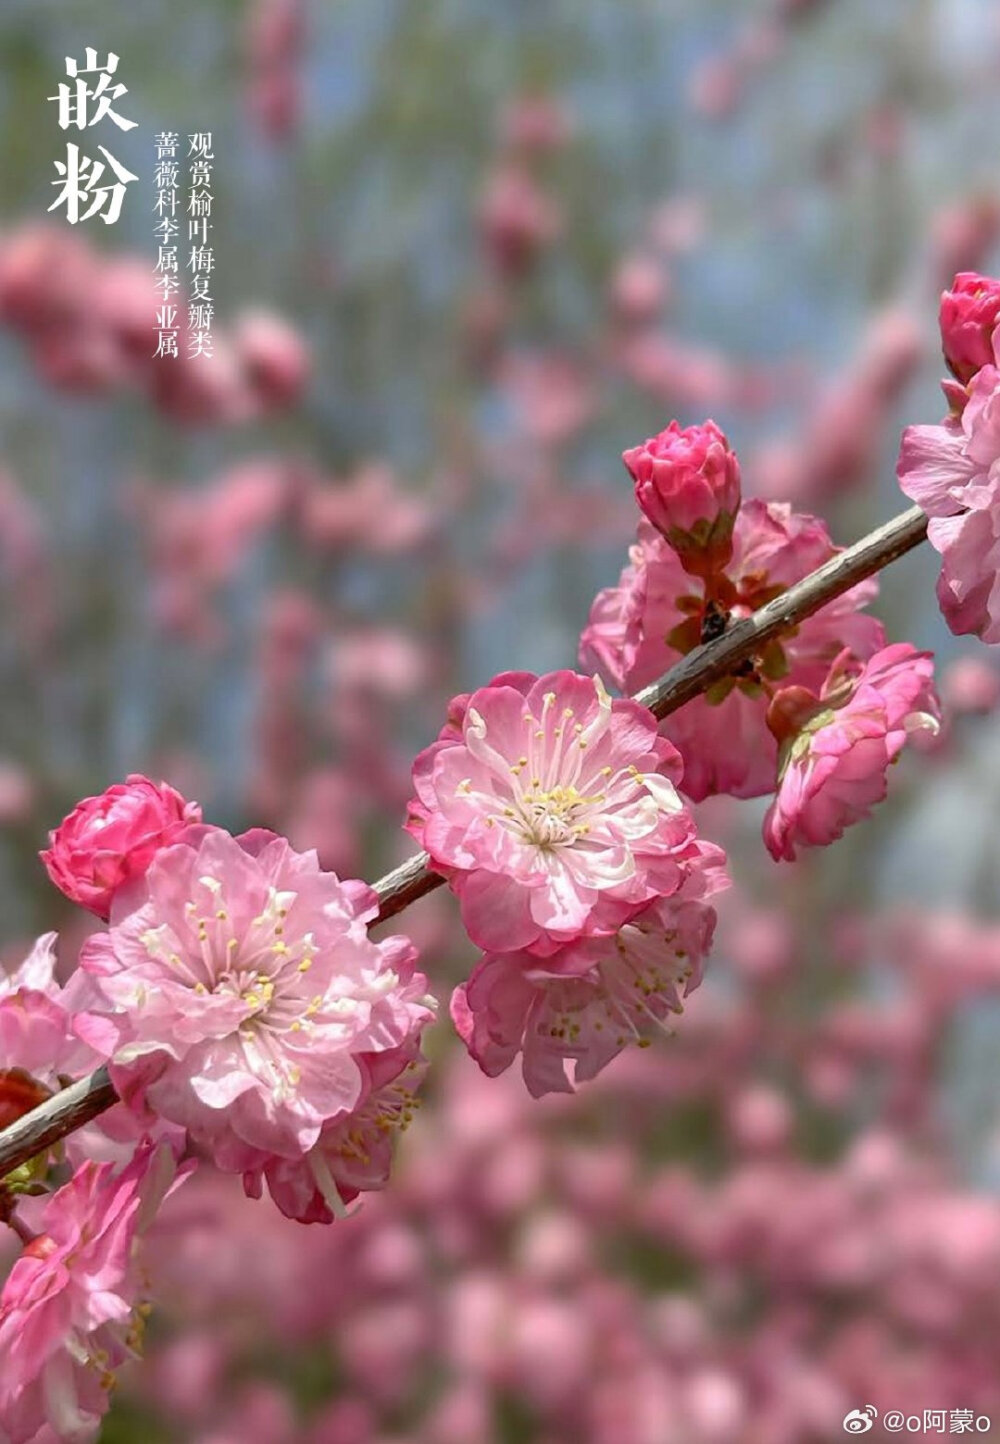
[763, 645, 941, 862]
[407, 670, 700, 957]
[581, 501, 884, 800]
[41, 775, 202, 921]
[0, 1140, 188, 1444]
[78, 827, 435, 1174]
[897, 354, 1000, 643]
[451, 838, 727, 1095]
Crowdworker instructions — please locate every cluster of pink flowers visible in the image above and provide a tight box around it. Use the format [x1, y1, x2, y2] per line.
[751, 307, 924, 504]
[0, 263, 983, 1440]
[127, 896, 1000, 1444]
[407, 669, 729, 1091]
[0, 225, 309, 423]
[897, 270, 1000, 643]
[37, 777, 436, 1223]
[129, 458, 436, 646]
[0, 1141, 187, 1444]
[0, 772, 438, 1439]
[451, 844, 726, 1096]
[581, 417, 939, 856]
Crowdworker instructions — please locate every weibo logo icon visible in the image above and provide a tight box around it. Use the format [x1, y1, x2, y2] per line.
[843, 1406, 878, 1433]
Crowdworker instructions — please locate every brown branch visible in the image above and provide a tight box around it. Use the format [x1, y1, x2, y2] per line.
[374, 848, 439, 923]
[0, 503, 930, 1182]
[0, 1067, 116, 1179]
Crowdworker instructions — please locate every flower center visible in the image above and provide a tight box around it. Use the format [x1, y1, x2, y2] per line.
[217, 965, 276, 1015]
[512, 782, 605, 849]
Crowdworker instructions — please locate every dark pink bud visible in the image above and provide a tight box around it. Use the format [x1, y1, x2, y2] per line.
[40, 774, 202, 919]
[623, 419, 741, 577]
[939, 271, 1000, 385]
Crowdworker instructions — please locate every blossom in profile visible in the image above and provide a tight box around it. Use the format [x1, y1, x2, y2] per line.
[451, 838, 727, 1096]
[407, 670, 699, 956]
[623, 419, 741, 577]
[0, 1140, 188, 1444]
[763, 644, 940, 862]
[78, 827, 435, 1172]
[581, 501, 884, 800]
[897, 358, 1000, 640]
[41, 775, 202, 921]
[242, 1042, 428, 1222]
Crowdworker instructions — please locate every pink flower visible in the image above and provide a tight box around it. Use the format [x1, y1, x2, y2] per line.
[78, 827, 435, 1169]
[243, 1042, 428, 1222]
[0, 937, 99, 1141]
[0, 1140, 188, 1444]
[0, 983, 90, 1133]
[0, 933, 59, 1000]
[623, 419, 741, 576]
[763, 644, 940, 862]
[407, 670, 699, 956]
[580, 501, 884, 799]
[897, 363, 1000, 640]
[451, 840, 727, 1096]
[232, 309, 310, 410]
[939, 271, 1000, 385]
[40, 775, 202, 921]
[477, 166, 562, 277]
[0, 937, 185, 1176]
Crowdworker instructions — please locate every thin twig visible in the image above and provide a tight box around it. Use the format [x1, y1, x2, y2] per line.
[0, 503, 931, 1179]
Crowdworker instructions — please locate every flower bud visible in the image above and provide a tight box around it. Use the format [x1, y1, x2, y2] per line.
[939, 271, 1000, 385]
[623, 419, 741, 577]
[40, 774, 201, 919]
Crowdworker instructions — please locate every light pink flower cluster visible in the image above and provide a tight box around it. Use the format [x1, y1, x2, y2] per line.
[0, 224, 309, 423]
[41, 775, 202, 920]
[407, 670, 703, 957]
[78, 826, 435, 1217]
[0, 1141, 187, 1444]
[581, 500, 884, 800]
[587, 416, 939, 857]
[409, 669, 729, 1091]
[451, 838, 727, 1095]
[763, 645, 941, 861]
